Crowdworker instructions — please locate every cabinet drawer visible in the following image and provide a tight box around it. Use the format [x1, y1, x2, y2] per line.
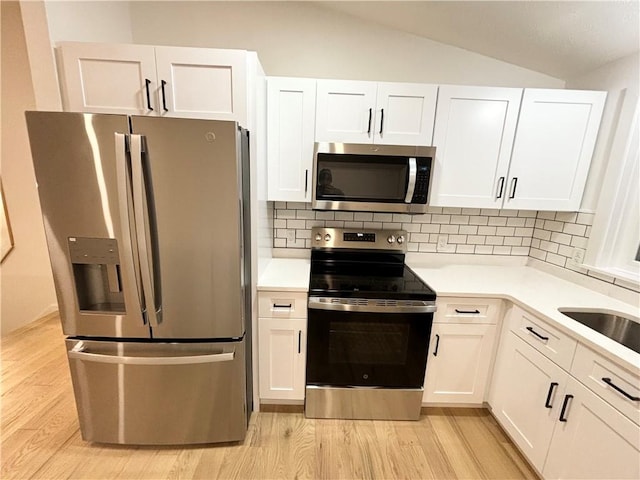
[258, 291, 308, 318]
[510, 305, 577, 371]
[571, 344, 640, 426]
[434, 297, 502, 324]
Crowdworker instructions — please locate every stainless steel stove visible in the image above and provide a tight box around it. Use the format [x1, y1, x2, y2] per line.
[305, 227, 436, 421]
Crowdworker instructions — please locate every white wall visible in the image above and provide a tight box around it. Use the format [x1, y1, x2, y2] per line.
[565, 53, 640, 211]
[1, 1, 57, 335]
[129, 1, 564, 88]
[45, 0, 133, 44]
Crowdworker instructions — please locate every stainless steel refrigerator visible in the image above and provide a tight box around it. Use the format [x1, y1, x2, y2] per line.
[25, 112, 252, 445]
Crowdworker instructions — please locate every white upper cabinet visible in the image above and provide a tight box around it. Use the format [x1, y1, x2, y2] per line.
[57, 42, 249, 125]
[430, 87, 606, 211]
[154, 46, 247, 124]
[504, 89, 607, 211]
[315, 80, 437, 145]
[430, 86, 523, 208]
[57, 42, 158, 116]
[267, 77, 316, 202]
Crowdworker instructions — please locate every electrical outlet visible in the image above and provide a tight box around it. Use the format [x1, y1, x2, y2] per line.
[571, 247, 585, 265]
[437, 235, 448, 252]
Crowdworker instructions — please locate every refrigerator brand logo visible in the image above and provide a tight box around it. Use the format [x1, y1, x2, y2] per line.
[205, 132, 216, 143]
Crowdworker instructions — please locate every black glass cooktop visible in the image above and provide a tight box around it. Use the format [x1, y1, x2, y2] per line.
[309, 251, 436, 301]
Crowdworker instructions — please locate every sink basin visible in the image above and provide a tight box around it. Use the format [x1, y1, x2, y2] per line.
[559, 309, 640, 354]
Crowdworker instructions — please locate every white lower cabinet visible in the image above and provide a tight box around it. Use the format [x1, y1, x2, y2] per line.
[257, 291, 307, 402]
[490, 305, 640, 479]
[491, 331, 569, 471]
[423, 297, 501, 404]
[543, 377, 640, 480]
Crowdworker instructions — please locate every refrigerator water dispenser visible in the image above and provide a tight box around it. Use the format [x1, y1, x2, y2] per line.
[69, 237, 125, 313]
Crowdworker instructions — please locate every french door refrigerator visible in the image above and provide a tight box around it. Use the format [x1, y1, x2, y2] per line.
[25, 112, 252, 445]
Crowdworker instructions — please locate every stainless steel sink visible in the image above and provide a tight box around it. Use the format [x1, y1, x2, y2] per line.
[559, 309, 640, 354]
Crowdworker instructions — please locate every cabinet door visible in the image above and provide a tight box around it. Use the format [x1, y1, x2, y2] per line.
[543, 377, 640, 480]
[258, 318, 306, 401]
[315, 80, 377, 143]
[430, 86, 522, 208]
[267, 77, 316, 202]
[57, 42, 158, 115]
[490, 331, 568, 471]
[505, 89, 606, 211]
[423, 323, 497, 404]
[154, 46, 247, 124]
[374, 83, 437, 146]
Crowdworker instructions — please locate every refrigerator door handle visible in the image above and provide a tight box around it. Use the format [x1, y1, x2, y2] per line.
[115, 133, 146, 324]
[130, 134, 161, 327]
[69, 342, 235, 365]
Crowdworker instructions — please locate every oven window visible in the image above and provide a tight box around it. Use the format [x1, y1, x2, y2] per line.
[316, 155, 407, 202]
[306, 309, 432, 388]
[329, 321, 409, 366]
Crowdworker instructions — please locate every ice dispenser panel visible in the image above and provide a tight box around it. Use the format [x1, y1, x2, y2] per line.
[69, 237, 125, 313]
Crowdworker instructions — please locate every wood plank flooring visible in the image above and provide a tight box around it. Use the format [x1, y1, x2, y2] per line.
[1, 314, 539, 479]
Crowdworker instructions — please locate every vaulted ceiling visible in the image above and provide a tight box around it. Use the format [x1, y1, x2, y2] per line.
[315, 1, 640, 79]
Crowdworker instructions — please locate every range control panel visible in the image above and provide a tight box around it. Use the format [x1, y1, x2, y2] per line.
[311, 227, 407, 252]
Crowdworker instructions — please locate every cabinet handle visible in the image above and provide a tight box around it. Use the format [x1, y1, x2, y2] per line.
[602, 377, 640, 401]
[145, 79, 153, 111]
[433, 334, 440, 356]
[496, 177, 505, 199]
[455, 309, 480, 314]
[544, 382, 559, 408]
[379, 108, 384, 135]
[526, 326, 549, 342]
[367, 108, 373, 135]
[509, 177, 518, 199]
[304, 169, 309, 194]
[298, 330, 302, 354]
[558, 394, 574, 422]
[273, 303, 292, 309]
[160, 80, 168, 112]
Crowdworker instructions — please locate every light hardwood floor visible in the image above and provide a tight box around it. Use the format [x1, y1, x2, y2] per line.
[2, 314, 539, 480]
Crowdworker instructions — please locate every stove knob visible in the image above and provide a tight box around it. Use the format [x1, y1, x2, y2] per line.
[387, 235, 396, 244]
[397, 235, 405, 244]
[324, 233, 332, 242]
[315, 233, 322, 241]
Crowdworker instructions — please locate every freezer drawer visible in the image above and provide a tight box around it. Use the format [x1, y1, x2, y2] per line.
[66, 338, 248, 445]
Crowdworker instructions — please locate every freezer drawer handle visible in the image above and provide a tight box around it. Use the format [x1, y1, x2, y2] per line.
[69, 343, 235, 365]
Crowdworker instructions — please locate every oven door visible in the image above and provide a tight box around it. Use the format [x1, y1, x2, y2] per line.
[306, 300, 433, 388]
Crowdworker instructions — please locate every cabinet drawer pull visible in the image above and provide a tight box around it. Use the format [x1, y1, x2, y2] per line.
[545, 382, 559, 408]
[559, 394, 574, 422]
[602, 377, 640, 401]
[509, 177, 518, 199]
[526, 326, 549, 342]
[367, 108, 373, 135]
[145, 78, 153, 111]
[455, 309, 480, 314]
[433, 334, 440, 356]
[160, 80, 168, 112]
[273, 303, 292, 309]
[496, 176, 505, 199]
[298, 330, 302, 354]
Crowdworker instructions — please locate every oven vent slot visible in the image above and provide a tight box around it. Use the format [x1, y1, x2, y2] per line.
[327, 298, 369, 306]
[320, 298, 429, 307]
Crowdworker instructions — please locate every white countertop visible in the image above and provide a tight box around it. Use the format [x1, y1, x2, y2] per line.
[257, 257, 640, 373]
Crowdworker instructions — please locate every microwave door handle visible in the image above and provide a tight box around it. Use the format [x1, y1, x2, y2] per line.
[404, 157, 417, 203]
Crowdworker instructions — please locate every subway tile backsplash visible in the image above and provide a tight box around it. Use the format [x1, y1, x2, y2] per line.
[272, 202, 639, 293]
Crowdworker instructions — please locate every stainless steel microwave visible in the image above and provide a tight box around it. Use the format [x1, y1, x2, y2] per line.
[312, 143, 435, 214]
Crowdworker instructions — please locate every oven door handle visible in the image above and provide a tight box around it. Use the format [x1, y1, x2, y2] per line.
[308, 297, 436, 314]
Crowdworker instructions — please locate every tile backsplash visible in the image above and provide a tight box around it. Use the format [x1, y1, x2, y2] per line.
[273, 202, 534, 255]
[272, 202, 639, 293]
